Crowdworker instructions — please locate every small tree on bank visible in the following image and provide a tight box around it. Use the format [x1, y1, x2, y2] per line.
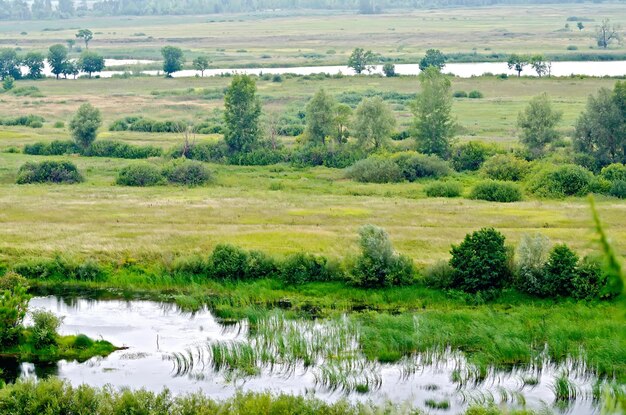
[47, 44, 69, 80]
[78, 51, 105, 78]
[70, 103, 102, 150]
[223, 74, 261, 153]
[507, 54, 528, 77]
[192, 55, 210, 77]
[348, 48, 376, 74]
[161, 46, 185, 77]
[419, 49, 446, 71]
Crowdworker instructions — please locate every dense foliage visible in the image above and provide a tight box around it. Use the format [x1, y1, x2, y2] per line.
[16, 161, 83, 184]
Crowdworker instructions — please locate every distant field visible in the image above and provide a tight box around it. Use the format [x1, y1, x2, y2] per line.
[0, 4, 625, 67]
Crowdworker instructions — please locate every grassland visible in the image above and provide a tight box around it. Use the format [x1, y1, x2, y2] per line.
[1, 4, 626, 68]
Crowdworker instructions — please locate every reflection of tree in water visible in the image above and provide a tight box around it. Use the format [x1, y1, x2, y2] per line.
[0, 358, 59, 384]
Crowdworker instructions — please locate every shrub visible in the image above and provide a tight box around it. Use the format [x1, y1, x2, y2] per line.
[16, 161, 83, 184]
[609, 180, 626, 198]
[30, 310, 63, 349]
[85, 140, 162, 159]
[2, 76, 14, 91]
[0, 284, 30, 346]
[540, 244, 579, 297]
[382, 63, 396, 77]
[170, 141, 227, 163]
[481, 154, 530, 181]
[514, 234, 552, 296]
[246, 251, 279, 280]
[163, 160, 212, 186]
[170, 255, 208, 277]
[23, 140, 78, 156]
[424, 181, 462, 197]
[453, 91, 468, 98]
[75, 260, 105, 282]
[345, 156, 403, 183]
[229, 147, 286, 166]
[53, 121, 65, 129]
[350, 225, 415, 288]
[1, 114, 45, 128]
[423, 260, 454, 289]
[468, 90, 484, 99]
[208, 244, 249, 280]
[572, 256, 606, 300]
[600, 163, 626, 183]
[449, 228, 510, 293]
[292, 144, 363, 169]
[115, 163, 163, 186]
[12, 256, 104, 282]
[470, 180, 523, 202]
[73, 334, 94, 349]
[391, 152, 451, 181]
[527, 164, 594, 198]
[281, 253, 335, 285]
[0, 272, 29, 292]
[450, 141, 492, 172]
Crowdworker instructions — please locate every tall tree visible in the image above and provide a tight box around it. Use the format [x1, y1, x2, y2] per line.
[58, 0, 74, 16]
[333, 103, 352, 144]
[23, 52, 45, 79]
[353, 96, 396, 149]
[78, 50, 105, 78]
[507, 54, 528, 77]
[517, 93, 563, 158]
[411, 67, 455, 158]
[0, 48, 21, 80]
[348, 48, 376, 74]
[192, 55, 210, 77]
[596, 19, 621, 49]
[75, 29, 93, 49]
[530, 55, 550, 77]
[305, 88, 337, 145]
[62, 60, 79, 79]
[223, 74, 261, 153]
[47, 44, 68, 79]
[419, 49, 446, 71]
[161, 46, 184, 77]
[70, 103, 102, 150]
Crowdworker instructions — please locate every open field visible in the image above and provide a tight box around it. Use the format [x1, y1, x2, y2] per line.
[1, 4, 626, 67]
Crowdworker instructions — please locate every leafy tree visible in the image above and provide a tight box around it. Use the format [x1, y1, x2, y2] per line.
[58, 0, 74, 16]
[305, 88, 337, 145]
[577, 22, 584, 31]
[348, 48, 376, 74]
[66, 39, 75, 52]
[596, 19, 621, 49]
[23, 51, 45, 79]
[382, 63, 396, 77]
[192, 55, 210, 77]
[332, 103, 352, 144]
[223, 74, 261, 153]
[47, 44, 69, 79]
[574, 86, 625, 166]
[62, 60, 79, 79]
[530, 55, 550, 77]
[2, 75, 14, 91]
[76, 29, 93, 49]
[161, 46, 184, 77]
[0, 48, 21, 80]
[449, 227, 510, 293]
[517, 93, 563, 158]
[541, 244, 579, 297]
[419, 49, 446, 71]
[69, 103, 102, 150]
[0, 283, 30, 346]
[411, 67, 455, 158]
[353, 96, 396, 149]
[507, 54, 528, 77]
[78, 50, 105, 78]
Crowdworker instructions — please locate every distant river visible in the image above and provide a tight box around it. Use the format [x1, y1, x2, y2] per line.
[34, 59, 626, 79]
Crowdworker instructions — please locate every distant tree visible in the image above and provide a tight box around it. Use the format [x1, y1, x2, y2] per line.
[530, 55, 550, 77]
[574, 86, 625, 166]
[223, 74, 261, 153]
[419, 49, 446, 71]
[70, 103, 102, 150]
[161, 46, 184, 77]
[47, 44, 69, 79]
[348, 48, 376, 74]
[382, 63, 396, 77]
[596, 19, 622, 49]
[2, 76, 14, 91]
[23, 52, 45, 79]
[507, 54, 528, 77]
[577, 22, 584, 31]
[305, 88, 337, 145]
[411, 67, 455, 158]
[358, 0, 377, 14]
[78, 51, 104, 78]
[517, 93, 563, 158]
[58, 0, 74, 16]
[62, 60, 79, 79]
[333, 103, 352, 144]
[66, 39, 75, 52]
[353, 96, 396, 149]
[76, 29, 93, 49]
[0, 48, 21, 80]
[192, 55, 210, 77]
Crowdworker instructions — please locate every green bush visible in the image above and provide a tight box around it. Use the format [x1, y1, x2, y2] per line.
[572, 256, 606, 300]
[350, 225, 415, 288]
[85, 140, 162, 159]
[30, 310, 62, 349]
[424, 181, 462, 197]
[481, 154, 530, 181]
[345, 156, 403, 183]
[0, 114, 45, 128]
[449, 228, 510, 293]
[514, 234, 551, 296]
[468, 90, 484, 99]
[391, 151, 451, 180]
[453, 90, 468, 98]
[609, 180, 626, 198]
[527, 164, 594, 198]
[292, 144, 364, 169]
[170, 141, 227, 163]
[451, 141, 492, 172]
[281, 253, 336, 285]
[12, 256, 104, 282]
[16, 161, 83, 184]
[115, 163, 163, 186]
[470, 180, 523, 202]
[423, 260, 455, 289]
[600, 163, 626, 183]
[23, 140, 78, 156]
[208, 244, 250, 280]
[0, 284, 30, 346]
[163, 160, 212, 186]
[539, 244, 579, 297]
[229, 147, 286, 166]
[73, 334, 94, 349]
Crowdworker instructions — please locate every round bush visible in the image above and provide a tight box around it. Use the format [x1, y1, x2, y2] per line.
[609, 180, 626, 199]
[600, 163, 626, 183]
[481, 154, 530, 181]
[391, 152, 451, 181]
[281, 253, 333, 285]
[451, 141, 492, 172]
[345, 156, 403, 183]
[453, 91, 468, 98]
[470, 180, 523, 202]
[16, 161, 83, 184]
[115, 163, 163, 187]
[527, 164, 594, 198]
[163, 160, 212, 186]
[468, 90, 484, 99]
[424, 181, 462, 198]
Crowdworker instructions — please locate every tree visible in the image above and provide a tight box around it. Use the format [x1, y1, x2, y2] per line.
[47, 44, 69, 79]
[348, 48, 376, 74]
[23, 52, 45, 79]
[577, 22, 584, 31]
[2, 76, 14, 91]
[58, 0, 74, 16]
[78, 50, 105, 78]
[69, 103, 102, 149]
[62, 60, 79, 79]
[66, 39, 75, 52]
[333, 103, 352, 144]
[305, 88, 337, 145]
[0, 283, 30, 346]
[358, 0, 377, 14]
[76, 29, 93, 49]
[382, 63, 396, 77]
[419, 49, 446, 71]
[192, 55, 210, 77]
[596, 19, 621, 49]
[161, 46, 184, 77]
[411, 67, 455, 158]
[0, 48, 21, 80]
[574, 86, 625, 166]
[223, 75, 261, 153]
[353, 96, 396, 149]
[517, 93, 563, 158]
[507, 54, 528, 77]
[530, 55, 550, 77]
